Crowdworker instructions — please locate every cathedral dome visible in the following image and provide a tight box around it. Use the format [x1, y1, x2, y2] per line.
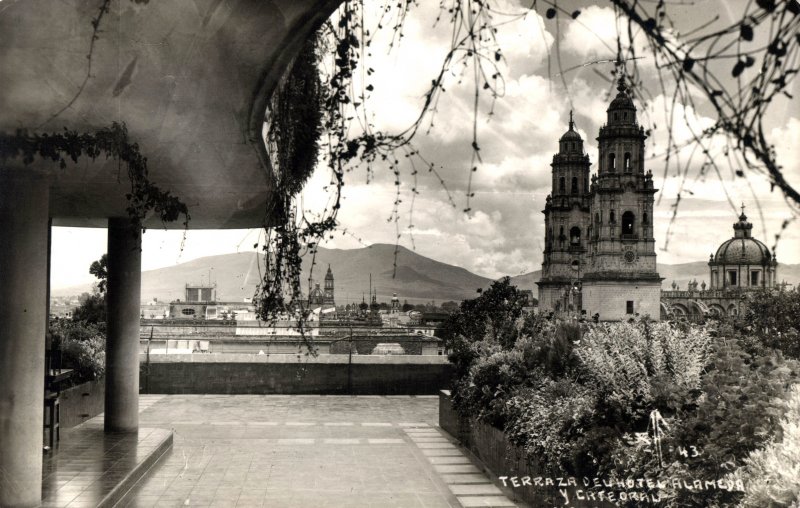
[608, 77, 636, 112]
[714, 237, 772, 265]
[559, 129, 582, 142]
[711, 211, 773, 266]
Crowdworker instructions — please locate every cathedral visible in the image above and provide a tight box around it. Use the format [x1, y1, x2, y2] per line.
[308, 264, 336, 309]
[537, 77, 662, 321]
[537, 78, 781, 321]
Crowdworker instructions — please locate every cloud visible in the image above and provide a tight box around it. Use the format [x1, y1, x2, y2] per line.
[561, 6, 622, 60]
[50, 1, 800, 290]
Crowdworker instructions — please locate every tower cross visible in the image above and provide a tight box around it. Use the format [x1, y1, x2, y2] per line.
[569, 110, 574, 130]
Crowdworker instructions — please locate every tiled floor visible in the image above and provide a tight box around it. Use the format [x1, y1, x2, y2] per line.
[40, 408, 172, 508]
[120, 395, 520, 508]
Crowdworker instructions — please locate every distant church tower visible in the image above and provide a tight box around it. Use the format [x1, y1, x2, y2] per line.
[538, 77, 662, 320]
[323, 264, 335, 306]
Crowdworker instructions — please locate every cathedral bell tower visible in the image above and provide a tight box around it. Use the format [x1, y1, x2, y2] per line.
[581, 77, 662, 320]
[537, 111, 592, 315]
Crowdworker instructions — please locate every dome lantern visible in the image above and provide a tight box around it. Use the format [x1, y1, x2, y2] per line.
[558, 110, 584, 154]
[606, 76, 637, 126]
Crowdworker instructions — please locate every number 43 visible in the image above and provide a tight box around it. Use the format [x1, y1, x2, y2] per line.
[677, 446, 701, 458]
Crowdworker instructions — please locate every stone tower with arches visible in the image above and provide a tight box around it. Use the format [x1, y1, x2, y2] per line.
[538, 111, 592, 314]
[323, 264, 335, 306]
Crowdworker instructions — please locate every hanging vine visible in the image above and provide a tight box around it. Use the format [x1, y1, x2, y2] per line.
[0, 122, 190, 233]
[256, 34, 328, 352]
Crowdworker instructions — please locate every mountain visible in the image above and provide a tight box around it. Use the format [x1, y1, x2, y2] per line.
[297, 244, 492, 304]
[55, 244, 493, 304]
[52, 245, 800, 304]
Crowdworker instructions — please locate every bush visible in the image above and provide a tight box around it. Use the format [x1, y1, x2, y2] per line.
[452, 320, 581, 425]
[731, 383, 800, 507]
[49, 319, 106, 382]
[503, 379, 597, 475]
[449, 314, 800, 505]
[740, 289, 800, 359]
[576, 321, 711, 425]
[607, 340, 799, 507]
[664, 341, 798, 507]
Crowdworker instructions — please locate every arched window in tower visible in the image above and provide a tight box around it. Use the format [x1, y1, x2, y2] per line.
[610, 210, 616, 223]
[643, 212, 649, 225]
[559, 177, 565, 193]
[608, 153, 616, 172]
[570, 227, 581, 246]
[559, 226, 565, 241]
[622, 211, 635, 236]
[595, 212, 600, 224]
[571, 177, 578, 194]
[624, 152, 631, 172]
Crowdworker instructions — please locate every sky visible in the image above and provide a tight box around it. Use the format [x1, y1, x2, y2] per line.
[51, 0, 800, 290]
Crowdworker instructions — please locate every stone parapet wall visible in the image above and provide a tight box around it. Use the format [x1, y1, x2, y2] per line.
[140, 355, 453, 395]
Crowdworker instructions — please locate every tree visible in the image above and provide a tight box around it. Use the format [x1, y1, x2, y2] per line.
[72, 255, 108, 324]
[71, 291, 105, 325]
[89, 253, 108, 294]
[740, 288, 800, 359]
[440, 277, 527, 351]
[441, 301, 459, 312]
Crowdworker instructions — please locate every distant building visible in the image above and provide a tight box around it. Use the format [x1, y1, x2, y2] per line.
[323, 264, 335, 305]
[661, 207, 779, 319]
[308, 265, 336, 316]
[169, 283, 220, 320]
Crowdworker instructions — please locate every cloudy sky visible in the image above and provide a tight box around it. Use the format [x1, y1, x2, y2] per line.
[51, 0, 800, 290]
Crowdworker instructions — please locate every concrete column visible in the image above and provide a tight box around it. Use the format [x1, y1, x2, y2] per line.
[0, 172, 49, 507]
[104, 218, 141, 432]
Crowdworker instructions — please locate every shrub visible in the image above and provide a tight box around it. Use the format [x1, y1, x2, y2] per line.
[729, 383, 800, 507]
[650, 340, 797, 507]
[49, 319, 106, 382]
[503, 379, 597, 475]
[452, 320, 581, 424]
[575, 321, 711, 425]
[448, 315, 800, 505]
[740, 289, 800, 360]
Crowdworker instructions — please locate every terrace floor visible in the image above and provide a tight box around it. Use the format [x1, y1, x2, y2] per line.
[118, 395, 522, 508]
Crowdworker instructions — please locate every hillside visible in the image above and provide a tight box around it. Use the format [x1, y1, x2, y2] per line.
[52, 245, 800, 304]
[55, 244, 493, 304]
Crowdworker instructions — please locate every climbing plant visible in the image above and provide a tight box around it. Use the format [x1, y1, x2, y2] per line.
[0, 122, 190, 234]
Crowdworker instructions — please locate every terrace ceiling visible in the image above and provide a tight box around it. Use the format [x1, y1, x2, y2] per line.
[0, 0, 340, 228]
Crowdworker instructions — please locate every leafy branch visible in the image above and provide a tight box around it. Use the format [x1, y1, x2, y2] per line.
[0, 122, 189, 234]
